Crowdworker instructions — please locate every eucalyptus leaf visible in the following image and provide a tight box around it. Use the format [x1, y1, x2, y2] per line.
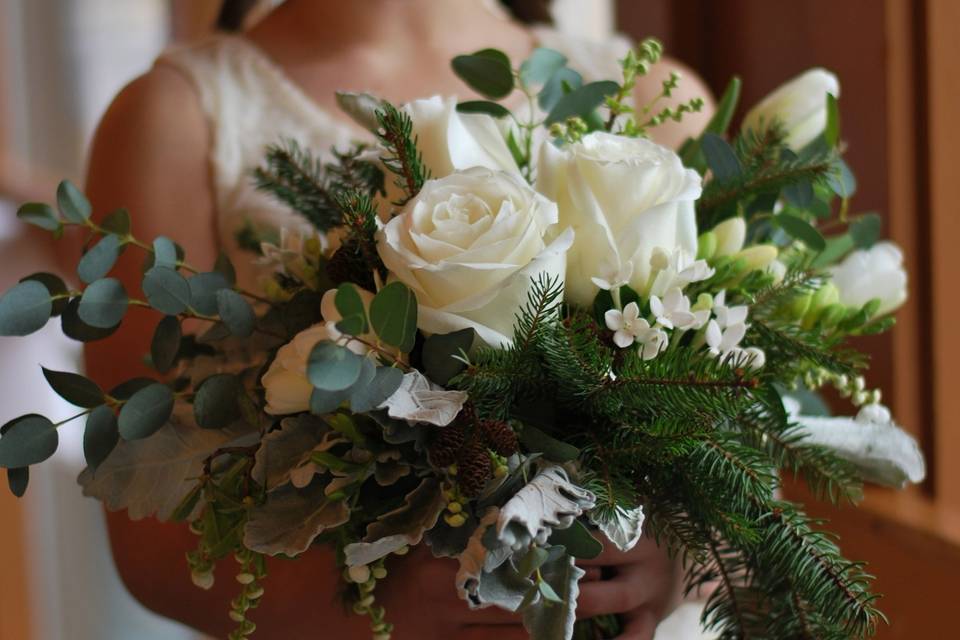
[701, 133, 742, 183]
[451, 48, 514, 100]
[519, 47, 567, 87]
[152, 236, 178, 269]
[99, 208, 131, 236]
[78, 233, 121, 284]
[62, 297, 119, 341]
[193, 374, 242, 429]
[776, 212, 826, 251]
[369, 281, 418, 352]
[456, 100, 511, 119]
[0, 280, 52, 336]
[151, 316, 181, 373]
[109, 377, 156, 400]
[545, 80, 619, 125]
[813, 233, 855, 268]
[0, 414, 58, 468]
[334, 282, 368, 336]
[350, 365, 404, 413]
[783, 180, 815, 208]
[518, 424, 579, 462]
[7, 467, 29, 497]
[188, 272, 231, 316]
[850, 213, 882, 248]
[422, 328, 475, 385]
[17, 202, 61, 232]
[118, 383, 174, 440]
[548, 519, 602, 559]
[538, 67, 582, 112]
[20, 273, 67, 316]
[307, 342, 364, 392]
[310, 386, 352, 415]
[83, 405, 119, 470]
[142, 267, 191, 315]
[213, 251, 237, 285]
[41, 367, 104, 408]
[56, 180, 92, 223]
[216, 289, 255, 337]
[79, 278, 128, 328]
[517, 545, 550, 577]
[827, 158, 857, 198]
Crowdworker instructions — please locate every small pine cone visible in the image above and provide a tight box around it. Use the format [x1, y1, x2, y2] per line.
[457, 439, 492, 498]
[479, 420, 518, 457]
[427, 423, 466, 468]
[326, 244, 376, 290]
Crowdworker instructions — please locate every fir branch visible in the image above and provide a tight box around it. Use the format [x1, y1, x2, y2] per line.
[254, 140, 341, 231]
[749, 320, 864, 379]
[375, 102, 430, 204]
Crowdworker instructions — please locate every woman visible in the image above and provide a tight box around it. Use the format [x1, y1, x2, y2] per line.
[83, 1, 715, 638]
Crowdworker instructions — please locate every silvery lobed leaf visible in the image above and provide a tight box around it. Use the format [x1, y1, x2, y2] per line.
[589, 505, 645, 553]
[374, 450, 411, 486]
[497, 465, 596, 549]
[243, 476, 350, 556]
[335, 91, 385, 132]
[78, 405, 255, 521]
[522, 554, 585, 640]
[378, 371, 468, 426]
[344, 477, 445, 566]
[457, 508, 525, 608]
[785, 399, 926, 487]
[251, 414, 328, 489]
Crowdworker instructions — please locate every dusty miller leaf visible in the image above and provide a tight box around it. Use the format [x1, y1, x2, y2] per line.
[379, 371, 468, 426]
[497, 465, 596, 548]
[243, 477, 350, 556]
[588, 505, 645, 553]
[251, 414, 329, 489]
[522, 554, 584, 640]
[78, 405, 253, 521]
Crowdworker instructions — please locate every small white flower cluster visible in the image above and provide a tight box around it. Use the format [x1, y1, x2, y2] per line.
[599, 249, 765, 369]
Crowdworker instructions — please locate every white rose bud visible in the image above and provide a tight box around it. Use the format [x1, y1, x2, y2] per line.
[742, 68, 840, 150]
[377, 167, 572, 348]
[829, 241, 908, 315]
[536, 131, 702, 305]
[260, 323, 369, 415]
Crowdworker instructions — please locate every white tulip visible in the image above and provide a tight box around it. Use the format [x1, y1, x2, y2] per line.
[536, 132, 702, 305]
[829, 241, 908, 315]
[377, 167, 572, 348]
[742, 68, 840, 150]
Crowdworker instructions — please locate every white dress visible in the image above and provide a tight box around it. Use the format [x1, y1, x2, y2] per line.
[159, 29, 711, 640]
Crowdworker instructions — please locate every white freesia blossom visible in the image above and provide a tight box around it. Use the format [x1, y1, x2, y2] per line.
[261, 323, 369, 415]
[377, 167, 572, 348]
[536, 131, 702, 304]
[743, 68, 840, 151]
[590, 260, 633, 292]
[638, 326, 669, 361]
[650, 288, 709, 331]
[829, 241, 908, 315]
[648, 248, 715, 297]
[712, 290, 749, 329]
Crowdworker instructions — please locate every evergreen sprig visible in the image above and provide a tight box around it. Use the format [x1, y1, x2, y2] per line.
[375, 102, 430, 205]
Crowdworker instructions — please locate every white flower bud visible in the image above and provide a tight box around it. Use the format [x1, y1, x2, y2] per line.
[743, 68, 840, 150]
[712, 217, 747, 257]
[348, 565, 371, 584]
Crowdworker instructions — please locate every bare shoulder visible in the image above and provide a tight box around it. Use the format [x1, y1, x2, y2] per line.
[635, 55, 716, 149]
[85, 62, 216, 257]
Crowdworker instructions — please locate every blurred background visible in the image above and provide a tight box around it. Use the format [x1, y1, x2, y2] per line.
[0, 1, 957, 639]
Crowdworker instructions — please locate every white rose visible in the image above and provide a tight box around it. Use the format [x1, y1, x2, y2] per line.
[261, 323, 369, 415]
[536, 131, 701, 305]
[405, 96, 520, 177]
[829, 241, 907, 315]
[377, 167, 573, 348]
[742, 68, 840, 151]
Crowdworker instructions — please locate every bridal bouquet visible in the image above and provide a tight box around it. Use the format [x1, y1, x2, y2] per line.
[0, 39, 925, 639]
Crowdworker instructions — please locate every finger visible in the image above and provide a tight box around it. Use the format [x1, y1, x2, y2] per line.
[578, 535, 664, 566]
[459, 624, 528, 640]
[577, 571, 657, 617]
[449, 605, 525, 625]
[617, 610, 658, 640]
[581, 566, 603, 582]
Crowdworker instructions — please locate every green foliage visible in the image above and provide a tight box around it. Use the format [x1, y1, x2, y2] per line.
[142, 267, 191, 315]
[422, 328, 475, 385]
[83, 405, 119, 470]
[215, 289, 255, 338]
[56, 180, 92, 223]
[0, 280, 52, 336]
[369, 282, 418, 353]
[375, 102, 430, 204]
[78, 233, 121, 284]
[41, 367, 104, 408]
[78, 278, 128, 328]
[451, 49, 514, 99]
[118, 383, 174, 440]
[0, 415, 58, 468]
[193, 374, 242, 429]
[308, 343, 365, 392]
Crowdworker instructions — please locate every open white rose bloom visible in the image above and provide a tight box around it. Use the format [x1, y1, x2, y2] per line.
[0, 37, 927, 640]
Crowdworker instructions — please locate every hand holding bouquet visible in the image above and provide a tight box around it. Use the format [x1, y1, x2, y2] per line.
[0, 38, 923, 639]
